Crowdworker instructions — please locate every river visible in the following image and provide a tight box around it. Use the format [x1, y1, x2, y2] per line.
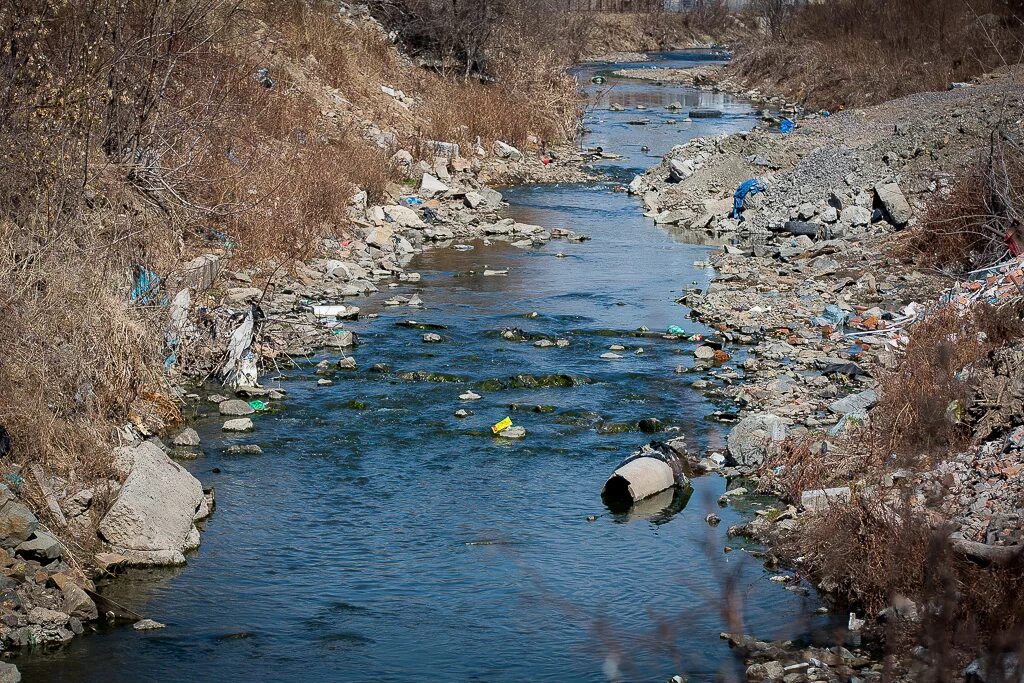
[21, 51, 826, 683]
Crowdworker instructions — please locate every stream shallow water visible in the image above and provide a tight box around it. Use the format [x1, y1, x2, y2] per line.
[21, 51, 829, 683]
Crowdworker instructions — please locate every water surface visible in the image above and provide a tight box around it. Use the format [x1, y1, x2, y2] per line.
[21, 51, 823, 683]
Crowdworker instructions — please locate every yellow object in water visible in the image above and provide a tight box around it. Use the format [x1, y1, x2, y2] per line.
[491, 417, 512, 434]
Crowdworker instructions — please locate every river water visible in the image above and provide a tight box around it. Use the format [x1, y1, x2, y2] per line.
[21, 52, 825, 682]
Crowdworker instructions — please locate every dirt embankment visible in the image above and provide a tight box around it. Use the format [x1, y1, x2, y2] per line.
[580, 11, 748, 61]
[629, 64, 1024, 676]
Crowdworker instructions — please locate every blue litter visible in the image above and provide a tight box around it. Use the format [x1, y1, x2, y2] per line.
[732, 179, 765, 219]
[667, 325, 686, 335]
[780, 117, 796, 134]
[131, 266, 161, 305]
[847, 343, 864, 357]
[403, 196, 424, 206]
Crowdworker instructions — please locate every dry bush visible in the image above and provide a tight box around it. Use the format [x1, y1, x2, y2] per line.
[905, 130, 1024, 272]
[871, 303, 1024, 468]
[790, 493, 933, 613]
[733, 0, 1024, 110]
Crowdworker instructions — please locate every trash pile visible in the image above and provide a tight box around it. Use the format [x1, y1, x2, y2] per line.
[943, 254, 1024, 309]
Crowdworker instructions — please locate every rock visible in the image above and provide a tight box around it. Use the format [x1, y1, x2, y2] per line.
[600, 352, 622, 360]
[669, 158, 695, 182]
[820, 206, 838, 223]
[336, 356, 357, 370]
[705, 513, 721, 526]
[840, 205, 872, 226]
[94, 552, 129, 573]
[222, 418, 254, 432]
[875, 182, 912, 225]
[746, 660, 785, 681]
[694, 345, 716, 360]
[0, 485, 38, 548]
[493, 140, 523, 161]
[419, 173, 449, 197]
[422, 333, 442, 343]
[218, 399, 254, 416]
[800, 486, 852, 512]
[225, 287, 262, 304]
[52, 575, 98, 621]
[0, 662, 19, 683]
[172, 428, 200, 447]
[97, 442, 205, 566]
[365, 224, 395, 249]
[829, 389, 877, 416]
[459, 391, 482, 401]
[878, 595, 920, 623]
[226, 444, 263, 455]
[16, 530, 62, 561]
[727, 414, 788, 468]
[454, 409, 473, 418]
[133, 618, 166, 630]
[28, 607, 68, 627]
[499, 426, 526, 439]
[464, 191, 485, 209]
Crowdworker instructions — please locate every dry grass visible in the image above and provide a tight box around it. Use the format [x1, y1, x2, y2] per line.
[871, 304, 1024, 468]
[904, 129, 1024, 273]
[0, 0, 582, 544]
[732, 0, 1024, 110]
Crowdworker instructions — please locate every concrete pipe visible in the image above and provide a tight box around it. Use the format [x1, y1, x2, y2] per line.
[601, 440, 691, 509]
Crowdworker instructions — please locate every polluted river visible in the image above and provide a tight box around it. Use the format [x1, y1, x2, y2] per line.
[22, 52, 830, 682]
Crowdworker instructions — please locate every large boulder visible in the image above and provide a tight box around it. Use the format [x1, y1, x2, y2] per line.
[0, 485, 38, 548]
[727, 414, 788, 469]
[875, 182, 912, 226]
[97, 441, 204, 566]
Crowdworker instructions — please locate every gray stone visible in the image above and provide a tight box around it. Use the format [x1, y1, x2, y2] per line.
[499, 426, 526, 439]
[225, 287, 262, 304]
[419, 173, 449, 197]
[840, 205, 872, 226]
[0, 662, 21, 683]
[800, 486, 852, 512]
[226, 444, 263, 455]
[218, 399, 254, 416]
[172, 428, 200, 447]
[422, 333, 442, 343]
[28, 607, 68, 627]
[133, 618, 166, 630]
[0, 485, 38, 548]
[222, 418, 254, 432]
[669, 158, 695, 182]
[829, 389, 877, 416]
[97, 441, 205, 566]
[876, 182, 912, 225]
[727, 414, 788, 468]
[16, 530, 62, 560]
[493, 140, 523, 161]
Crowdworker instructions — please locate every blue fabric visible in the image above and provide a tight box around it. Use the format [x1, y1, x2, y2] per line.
[732, 179, 765, 219]
[780, 117, 796, 133]
[131, 266, 161, 304]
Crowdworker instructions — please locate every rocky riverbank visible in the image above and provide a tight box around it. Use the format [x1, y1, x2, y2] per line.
[624, 62, 1024, 677]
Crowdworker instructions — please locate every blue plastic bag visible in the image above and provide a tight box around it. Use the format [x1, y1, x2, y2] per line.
[780, 118, 795, 134]
[732, 179, 765, 219]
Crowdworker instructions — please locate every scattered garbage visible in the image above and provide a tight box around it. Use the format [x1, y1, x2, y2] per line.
[491, 417, 513, 434]
[221, 308, 258, 389]
[130, 266, 162, 305]
[667, 325, 686, 335]
[247, 400, 266, 411]
[732, 178, 765, 220]
[780, 117, 796, 134]
[312, 304, 359, 320]
[254, 67, 273, 89]
[591, 75, 605, 84]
